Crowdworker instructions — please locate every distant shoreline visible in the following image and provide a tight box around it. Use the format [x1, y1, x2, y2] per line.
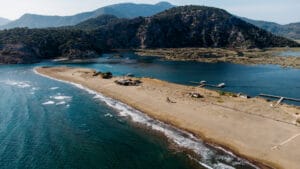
[135, 47, 300, 69]
[36, 66, 300, 169]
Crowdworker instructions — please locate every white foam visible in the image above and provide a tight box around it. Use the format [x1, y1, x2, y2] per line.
[213, 162, 236, 169]
[33, 68, 259, 169]
[51, 95, 72, 100]
[31, 87, 39, 91]
[42, 101, 55, 105]
[50, 87, 59, 90]
[3, 80, 31, 88]
[104, 113, 113, 118]
[56, 101, 66, 105]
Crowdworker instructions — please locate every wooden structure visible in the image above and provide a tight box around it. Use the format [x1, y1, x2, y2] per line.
[259, 94, 300, 106]
[190, 81, 226, 88]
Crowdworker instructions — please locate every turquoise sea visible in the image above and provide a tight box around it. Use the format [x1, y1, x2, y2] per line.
[1, 52, 300, 169]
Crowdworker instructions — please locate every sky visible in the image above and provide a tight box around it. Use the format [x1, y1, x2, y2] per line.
[0, 0, 299, 24]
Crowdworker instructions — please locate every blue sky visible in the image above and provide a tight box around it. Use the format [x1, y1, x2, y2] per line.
[0, 0, 299, 24]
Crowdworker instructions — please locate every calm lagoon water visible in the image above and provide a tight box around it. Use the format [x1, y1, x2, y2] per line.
[279, 50, 300, 57]
[1, 53, 299, 169]
[67, 52, 300, 104]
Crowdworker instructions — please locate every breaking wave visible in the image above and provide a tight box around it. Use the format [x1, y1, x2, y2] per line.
[34, 68, 259, 169]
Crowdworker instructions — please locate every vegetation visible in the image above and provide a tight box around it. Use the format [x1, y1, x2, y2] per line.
[101, 72, 113, 79]
[0, 6, 299, 64]
[0, 2, 174, 29]
[242, 17, 300, 40]
[218, 90, 237, 97]
[0, 28, 106, 63]
[74, 15, 120, 30]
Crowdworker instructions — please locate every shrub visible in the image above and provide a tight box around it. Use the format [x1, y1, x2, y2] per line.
[101, 72, 113, 79]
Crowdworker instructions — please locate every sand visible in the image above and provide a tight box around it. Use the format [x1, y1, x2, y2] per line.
[36, 66, 300, 169]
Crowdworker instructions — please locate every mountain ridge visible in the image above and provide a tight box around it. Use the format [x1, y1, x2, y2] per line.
[0, 2, 174, 29]
[0, 17, 10, 26]
[0, 5, 298, 64]
[241, 17, 300, 39]
[94, 6, 298, 49]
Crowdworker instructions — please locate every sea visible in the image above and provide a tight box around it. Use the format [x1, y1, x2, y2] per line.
[1, 52, 300, 169]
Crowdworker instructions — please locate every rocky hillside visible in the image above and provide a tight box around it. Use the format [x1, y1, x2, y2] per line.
[0, 28, 105, 64]
[74, 15, 121, 30]
[242, 17, 300, 40]
[0, 2, 174, 29]
[98, 6, 299, 49]
[0, 6, 298, 64]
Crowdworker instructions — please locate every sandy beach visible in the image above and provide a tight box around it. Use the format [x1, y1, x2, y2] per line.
[36, 66, 300, 169]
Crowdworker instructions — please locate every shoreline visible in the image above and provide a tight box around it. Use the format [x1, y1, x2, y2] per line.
[33, 68, 259, 169]
[35, 66, 300, 169]
[33, 68, 260, 169]
[135, 47, 300, 69]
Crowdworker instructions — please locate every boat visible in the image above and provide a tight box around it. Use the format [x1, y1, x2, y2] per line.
[217, 83, 226, 88]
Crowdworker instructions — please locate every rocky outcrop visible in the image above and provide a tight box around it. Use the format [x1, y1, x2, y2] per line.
[133, 6, 298, 48]
[0, 44, 39, 64]
[96, 6, 298, 49]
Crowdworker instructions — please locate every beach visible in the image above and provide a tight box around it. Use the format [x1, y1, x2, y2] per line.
[36, 66, 300, 169]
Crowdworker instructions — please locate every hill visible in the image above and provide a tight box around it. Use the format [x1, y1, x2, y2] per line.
[96, 6, 299, 49]
[242, 17, 300, 40]
[74, 15, 121, 30]
[0, 2, 174, 29]
[0, 28, 105, 64]
[0, 17, 10, 26]
[0, 6, 298, 64]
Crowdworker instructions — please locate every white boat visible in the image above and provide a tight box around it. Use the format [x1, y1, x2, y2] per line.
[217, 83, 226, 88]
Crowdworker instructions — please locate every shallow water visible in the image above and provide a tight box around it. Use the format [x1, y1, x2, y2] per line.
[1, 53, 300, 169]
[0, 65, 258, 169]
[279, 50, 300, 57]
[62, 52, 300, 105]
[0, 65, 200, 169]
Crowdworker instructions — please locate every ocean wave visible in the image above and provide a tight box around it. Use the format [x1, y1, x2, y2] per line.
[56, 101, 66, 105]
[104, 113, 113, 118]
[50, 87, 59, 90]
[33, 68, 258, 169]
[51, 95, 72, 100]
[3, 80, 31, 88]
[31, 87, 39, 91]
[42, 101, 55, 105]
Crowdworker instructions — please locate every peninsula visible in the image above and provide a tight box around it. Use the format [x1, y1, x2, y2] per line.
[36, 66, 300, 169]
[136, 48, 300, 68]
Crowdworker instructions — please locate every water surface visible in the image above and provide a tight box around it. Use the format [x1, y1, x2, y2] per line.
[1, 52, 300, 169]
[62, 52, 300, 105]
[0, 65, 256, 169]
[279, 50, 300, 57]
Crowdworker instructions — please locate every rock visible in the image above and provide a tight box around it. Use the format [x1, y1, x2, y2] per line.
[190, 92, 203, 98]
[101, 72, 113, 79]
